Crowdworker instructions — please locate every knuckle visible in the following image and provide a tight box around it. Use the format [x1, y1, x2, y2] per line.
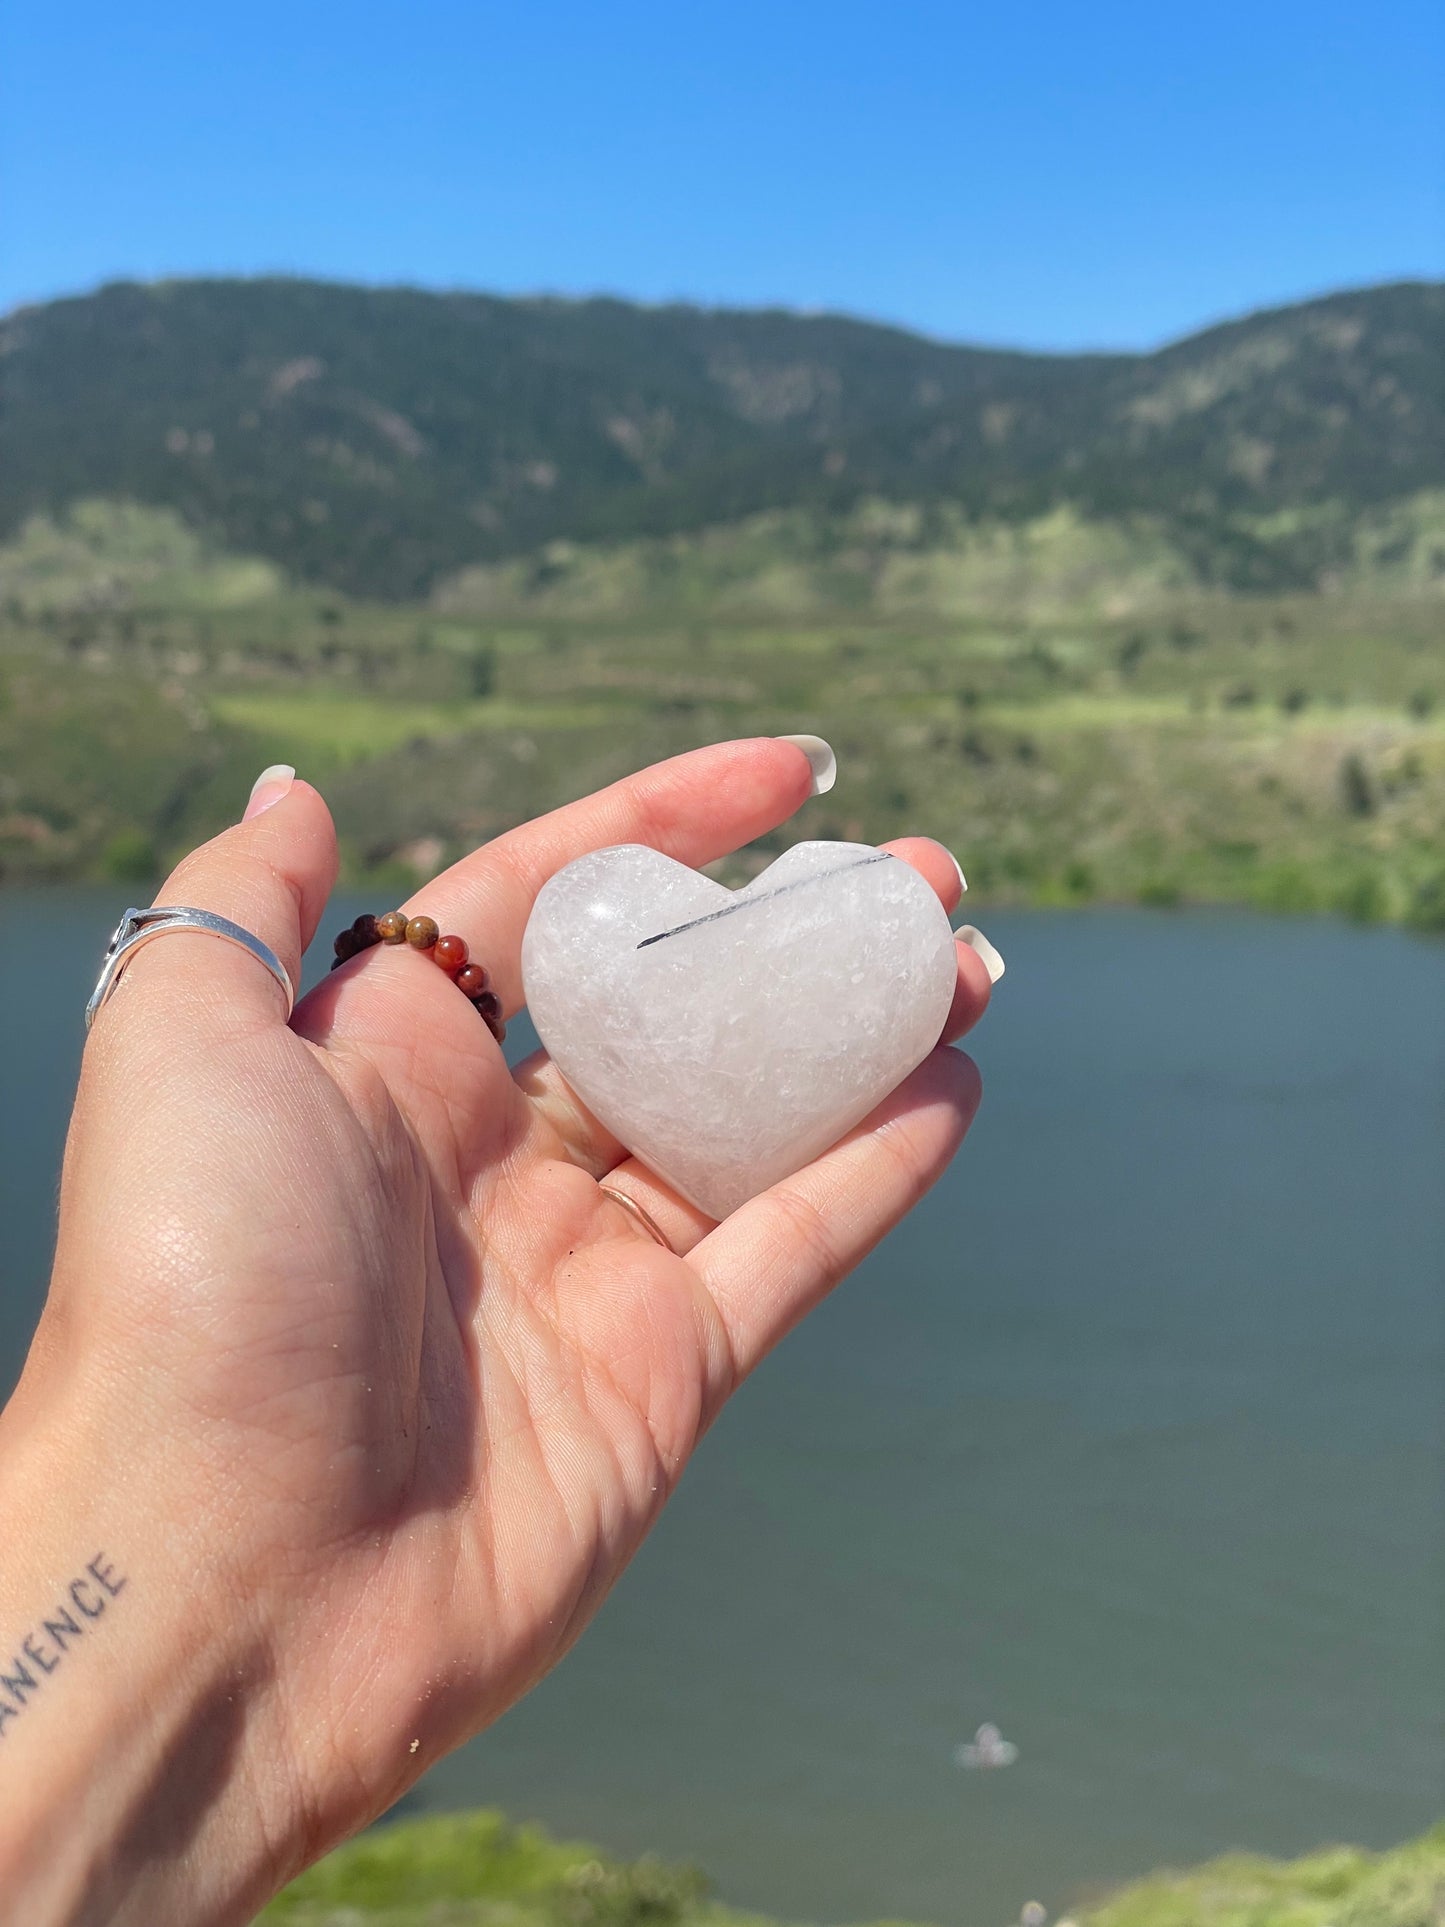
[769, 1184, 840, 1278]
[168, 840, 305, 940]
[871, 1110, 937, 1203]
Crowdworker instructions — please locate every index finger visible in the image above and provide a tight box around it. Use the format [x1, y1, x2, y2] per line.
[399, 737, 828, 1013]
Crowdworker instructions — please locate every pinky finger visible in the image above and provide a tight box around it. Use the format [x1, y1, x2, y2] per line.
[942, 936, 995, 1045]
[689, 1046, 982, 1384]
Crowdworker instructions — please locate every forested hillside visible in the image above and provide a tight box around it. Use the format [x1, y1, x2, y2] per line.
[2, 277, 1440, 597]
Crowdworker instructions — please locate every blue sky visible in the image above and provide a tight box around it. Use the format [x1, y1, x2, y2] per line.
[3, 0, 1440, 349]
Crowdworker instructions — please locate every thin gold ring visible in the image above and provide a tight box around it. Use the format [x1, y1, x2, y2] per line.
[599, 1184, 675, 1252]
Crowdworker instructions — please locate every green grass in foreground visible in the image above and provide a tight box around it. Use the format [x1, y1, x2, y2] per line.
[261, 1811, 1445, 1927]
[260, 1808, 811, 1927]
[1077, 1824, 1445, 1927]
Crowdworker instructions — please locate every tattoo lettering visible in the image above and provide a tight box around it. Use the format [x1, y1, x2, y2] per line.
[0, 1555, 126, 1739]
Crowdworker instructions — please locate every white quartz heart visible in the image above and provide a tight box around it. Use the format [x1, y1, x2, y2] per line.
[521, 840, 957, 1220]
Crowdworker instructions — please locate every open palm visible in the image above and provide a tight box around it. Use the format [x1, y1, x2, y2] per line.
[24, 739, 987, 1916]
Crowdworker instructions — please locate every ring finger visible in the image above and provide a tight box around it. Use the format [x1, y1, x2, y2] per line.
[593, 1161, 718, 1257]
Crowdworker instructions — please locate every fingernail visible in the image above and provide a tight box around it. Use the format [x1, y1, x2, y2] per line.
[776, 734, 836, 796]
[958, 924, 1005, 984]
[948, 851, 968, 895]
[243, 763, 296, 822]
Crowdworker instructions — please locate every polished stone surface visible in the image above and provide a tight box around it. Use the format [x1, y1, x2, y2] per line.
[522, 841, 957, 1218]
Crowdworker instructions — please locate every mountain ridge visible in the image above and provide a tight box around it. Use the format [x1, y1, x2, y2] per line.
[2, 275, 1440, 598]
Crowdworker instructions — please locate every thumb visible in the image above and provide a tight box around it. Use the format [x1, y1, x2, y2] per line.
[90, 765, 338, 1039]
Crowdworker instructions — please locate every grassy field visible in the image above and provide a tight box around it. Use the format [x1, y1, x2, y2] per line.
[261, 1809, 775, 1927]
[2, 501, 1442, 928]
[262, 1808, 1445, 1927]
[1075, 1827, 1445, 1927]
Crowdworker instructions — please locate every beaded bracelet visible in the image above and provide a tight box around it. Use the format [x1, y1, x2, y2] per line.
[331, 911, 505, 1043]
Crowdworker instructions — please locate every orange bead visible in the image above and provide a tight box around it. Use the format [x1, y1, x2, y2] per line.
[404, 916, 439, 950]
[376, 911, 408, 944]
[455, 963, 488, 998]
[433, 933, 469, 974]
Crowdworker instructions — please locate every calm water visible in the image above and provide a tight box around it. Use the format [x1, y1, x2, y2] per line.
[3, 894, 1442, 1926]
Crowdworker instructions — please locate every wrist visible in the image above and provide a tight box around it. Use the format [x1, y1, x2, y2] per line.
[0, 1381, 305, 1925]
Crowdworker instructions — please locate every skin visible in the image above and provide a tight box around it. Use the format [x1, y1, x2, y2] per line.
[0, 738, 988, 1925]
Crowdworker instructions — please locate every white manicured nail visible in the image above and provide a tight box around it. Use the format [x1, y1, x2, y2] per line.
[949, 851, 968, 895]
[958, 924, 1005, 984]
[244, 763, 295, 822]
[777, 734, 837, 796]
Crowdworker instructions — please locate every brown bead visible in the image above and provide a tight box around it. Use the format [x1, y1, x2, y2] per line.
[351, 913, 380, 947]
[405, 915, 439, 951]
[376, 910, 408, 944]
[433, 933, 469, 975]
[471, 989, 502, 1022]
[484, 1015, 506, 1045]
[333, 928, 362, 962]
[455, 963, 489, 998]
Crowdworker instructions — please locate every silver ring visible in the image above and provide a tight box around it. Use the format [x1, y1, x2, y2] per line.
[85, 906, 295, 1031]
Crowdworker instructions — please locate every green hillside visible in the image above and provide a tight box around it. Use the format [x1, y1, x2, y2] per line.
[434, 494, 1445, 623]
[1, 497, 1441, 926]
[2, 278, 1440, 598]
[262, 1808, 1445, 1927]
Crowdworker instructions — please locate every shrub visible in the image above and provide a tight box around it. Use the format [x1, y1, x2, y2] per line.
[1406, 871, 1445, 932]
[467, 645, 497, 699]
[1252, 862, 1320, 914]
[1338, 754, 1375, 818]
[1116, 632, 1149, 674]
[1334, 872, 1388, 924]
[100, 827, 158, 882]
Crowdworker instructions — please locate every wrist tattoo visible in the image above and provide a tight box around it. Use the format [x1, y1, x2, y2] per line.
[0, 1554, 127, 1740]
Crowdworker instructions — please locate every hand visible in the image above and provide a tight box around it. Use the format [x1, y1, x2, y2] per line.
[0, 739, 988, 1925]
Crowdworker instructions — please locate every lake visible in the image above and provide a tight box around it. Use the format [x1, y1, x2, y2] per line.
[2, 893, 1441, 1927]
